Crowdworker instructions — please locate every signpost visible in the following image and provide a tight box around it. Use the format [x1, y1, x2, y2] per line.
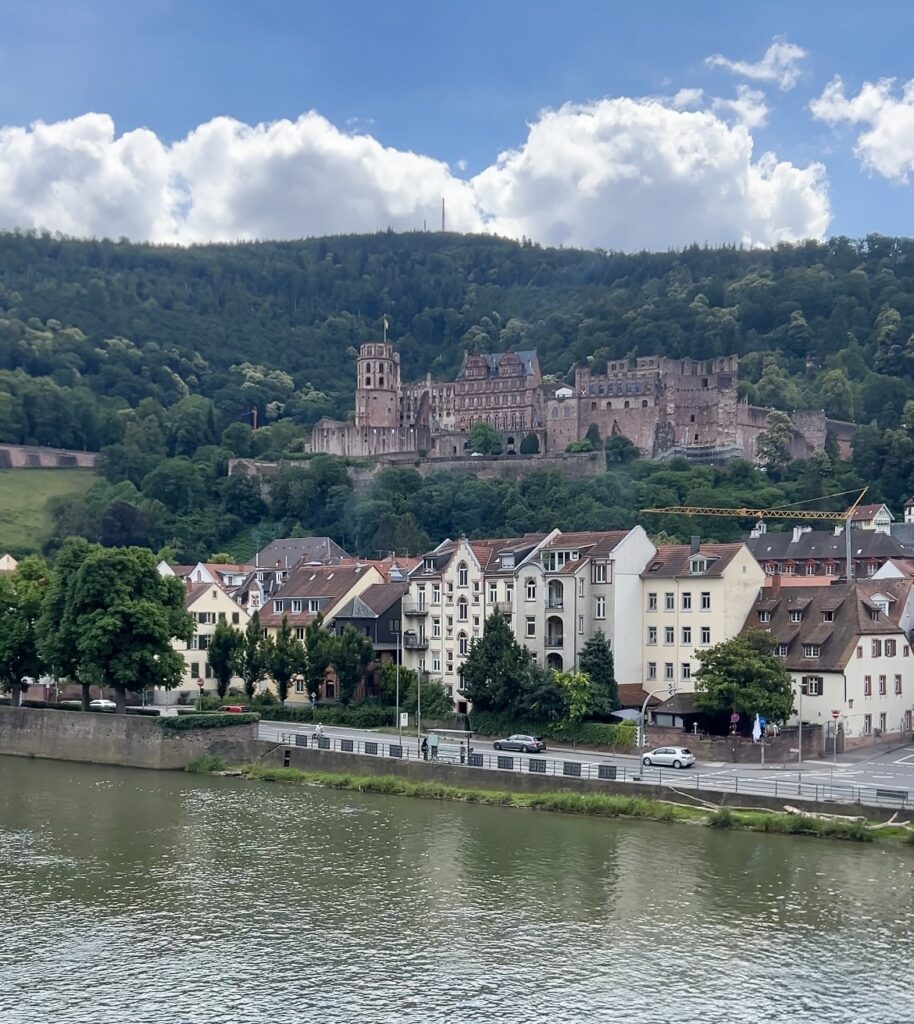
[831, 710, 840, 763]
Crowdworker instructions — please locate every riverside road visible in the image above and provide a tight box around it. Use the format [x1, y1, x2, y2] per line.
[257, 721, 914, 809]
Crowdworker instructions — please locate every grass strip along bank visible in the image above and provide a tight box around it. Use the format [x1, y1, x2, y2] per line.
[187, 759, 914, 847]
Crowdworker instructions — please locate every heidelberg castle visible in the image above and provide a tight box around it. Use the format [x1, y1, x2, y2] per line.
[310, 342, 854, 464]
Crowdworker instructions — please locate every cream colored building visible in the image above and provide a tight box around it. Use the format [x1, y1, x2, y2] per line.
[641, 542, 765, 695]
[164, 581, 250, 704]
[514, 527, 656, 686]
[748, 583, 914, 744]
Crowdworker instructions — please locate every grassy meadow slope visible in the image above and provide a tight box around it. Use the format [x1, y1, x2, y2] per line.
[0, 468, 96, 555]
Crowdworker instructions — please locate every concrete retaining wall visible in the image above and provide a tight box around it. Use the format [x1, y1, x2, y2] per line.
[258, 743, 898, 820]
[0, 444, 98, 469]
[0, 707, 257, 769]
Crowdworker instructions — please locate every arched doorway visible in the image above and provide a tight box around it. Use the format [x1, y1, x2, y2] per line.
[546, 652, 563, 670]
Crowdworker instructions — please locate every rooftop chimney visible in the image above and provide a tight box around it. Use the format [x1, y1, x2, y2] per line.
[690, 536, 700, 555]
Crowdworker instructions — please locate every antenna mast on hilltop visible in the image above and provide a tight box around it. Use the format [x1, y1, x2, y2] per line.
[441, 197, 446, 232]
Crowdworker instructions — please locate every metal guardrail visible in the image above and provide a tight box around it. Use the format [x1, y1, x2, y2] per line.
[256, 724, 912, 810]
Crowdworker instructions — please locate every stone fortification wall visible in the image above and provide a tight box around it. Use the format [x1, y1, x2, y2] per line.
[0, 444, 98, 469]
[0, 707, 257, 770]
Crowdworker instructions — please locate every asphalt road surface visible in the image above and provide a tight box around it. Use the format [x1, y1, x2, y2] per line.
[257, 721, 914, 808]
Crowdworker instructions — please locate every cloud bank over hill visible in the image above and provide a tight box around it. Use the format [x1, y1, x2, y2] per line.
[0, 95, 831, 250]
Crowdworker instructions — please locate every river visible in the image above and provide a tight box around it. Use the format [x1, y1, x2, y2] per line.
[0, 756, 911, 1024]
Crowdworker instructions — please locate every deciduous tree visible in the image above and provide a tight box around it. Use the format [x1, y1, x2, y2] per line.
[578, 630, 619, 714]
[268, 615, 306, 703]
[208, 620, 243, 699]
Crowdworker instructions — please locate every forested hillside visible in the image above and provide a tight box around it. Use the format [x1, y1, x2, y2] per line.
[3, 229, 914, 559]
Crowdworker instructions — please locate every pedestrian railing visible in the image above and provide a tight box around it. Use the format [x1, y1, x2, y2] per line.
[256, 723, 911, 810]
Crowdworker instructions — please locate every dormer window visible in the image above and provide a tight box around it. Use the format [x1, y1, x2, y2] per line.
[758, 611, 771, 623]
[689, 557, 708, 575]
[776, 643, 789, 657]
[822, 610, 834, 622]
[788, 610, 802, 623]
[308, 598, 322, 613]
[500, 553, 515, 569]
[803, 644, 820, 658]
[423, 558, 435, 572]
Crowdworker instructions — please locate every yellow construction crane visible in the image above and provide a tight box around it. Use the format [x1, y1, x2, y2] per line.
[641, 487, 869, 579]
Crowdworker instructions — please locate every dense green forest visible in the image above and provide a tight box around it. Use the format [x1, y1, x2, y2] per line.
[3, 229, 914, 558]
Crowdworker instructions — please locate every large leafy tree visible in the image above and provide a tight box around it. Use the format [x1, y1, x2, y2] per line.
[461, 610, 534, 713]
[302, 615, 335, 699]
[578, 630, 619, 715]
[693, 628, 794, 724]
[0, 556, 49, 706]
[239, 610, 268, 700]
[208, 620, 243, 699]
[331, 625, 374, 705]
[63, 547, 194, 713]
[467, 421, 503, 455]
[268, 615, 306, 703]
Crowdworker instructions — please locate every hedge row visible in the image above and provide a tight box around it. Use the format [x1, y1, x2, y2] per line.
[158, 713, 260, 731]
[468, 711, 636, 749]
[258, 704, 396, 728]
[0, 698, 159, 716]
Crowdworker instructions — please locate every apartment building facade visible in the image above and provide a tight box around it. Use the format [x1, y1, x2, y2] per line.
[640, 542, 765, 695]
[747, 583, 913, 743]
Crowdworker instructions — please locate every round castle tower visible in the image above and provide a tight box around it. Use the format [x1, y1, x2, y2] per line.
[355, 342, 401, 429]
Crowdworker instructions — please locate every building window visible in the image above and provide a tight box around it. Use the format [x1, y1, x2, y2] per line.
[458, 632, 468, 656]
[592, 562, 608, 584]
[856, 645, 863, 659]
[665, 592, 675, 611]
[822, 610, 834, 622]
[595, 596, 606, 619]
[864, 675, 872, 695]
[273, 600, 285, 614]
[681, 663, 691, 680]
[647, 626, 657, 645]
[872, 639, 882, 657]
[232, 612, 240, 625]
[664, 662, 674, 681]
[578, 578, 585, 598]
[776, 644, 788, 657]
[432, 584, 441, 604]
[784, 564, 796, 576]
[309, 599, 321, 613]
[825, 564, 835, 576]
[701, 592, 711, 611]
[682, 626, 692, 645]
[879, 674, 887, 695]
[446, 651, 453, 672]
[879, 712, 887, 733]
[295, 627, 305, 640]
[801, 676, 822, 696]
[885, 639, 897, 657]
[648, 592, 657, 611]
[788, 610, 802, 623]
[525, 579, 536, 601]
[863, 714, 872, 735]
[295, 679, 306, 694]
[432, 618, 441, 638]
[190, 662, 200, 678]
[204, 663, 212, 679]
[664, 626, 674, 645]
[457, 597, 468, 622]
[803, 644, 820, 658]
[488, 583, 497, 603]
[682, 592, 691, 611]
[290, 599, 303, 613]
[432, 656, 441, 673]
[423, 557, 435, 572]
[759, 611, 770, 623]
[805, 564, 816, 576]
[457, 562, 468, 588]
[701, 626, 711, 645]
[525, 617, 536, 638]
[647, 661, 657, 681]
[578, 615, 584, 635]
[895, 674, 903, 695]
[689, 557, 708, 575]
[505, 583, 514, 603]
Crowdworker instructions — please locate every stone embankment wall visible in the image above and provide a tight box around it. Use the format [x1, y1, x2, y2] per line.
[0, 444, 98, 469]
[644, 725, 824, 763]
[258, 744, 895, 819]
[0, 707, 256, 769]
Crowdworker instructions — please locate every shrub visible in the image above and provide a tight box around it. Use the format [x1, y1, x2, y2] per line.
[159, 713, 259, 731]
[258, 704, 395, 729]
[708, 806, 735, 829]
[186, 754, 228, 773]
[468, 711, 635, 749]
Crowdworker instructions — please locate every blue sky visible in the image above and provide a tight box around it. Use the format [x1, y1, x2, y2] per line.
[0, 0, 912, 248]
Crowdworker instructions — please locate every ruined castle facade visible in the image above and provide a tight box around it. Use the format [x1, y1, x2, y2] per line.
[310, 344, 853, 463]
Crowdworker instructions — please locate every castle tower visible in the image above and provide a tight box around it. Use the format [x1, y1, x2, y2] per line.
[355, 342, 401, 429]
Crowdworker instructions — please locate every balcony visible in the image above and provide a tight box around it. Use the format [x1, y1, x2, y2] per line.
[402, 601, 428, 617]
[545, 599, 564, 610]
[494, 600, 513, 614]
[403, 635, 429, 650]
[545, 636, 564, 649]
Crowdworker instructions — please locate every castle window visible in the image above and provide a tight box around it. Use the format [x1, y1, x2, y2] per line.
[641, 400, 648, 408]
[624, 401, 630, 409]
[591, 402, 596, 410]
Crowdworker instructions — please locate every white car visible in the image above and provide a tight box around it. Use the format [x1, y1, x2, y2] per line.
[642, 746, 695, 769]
[89, 699, 116, 710]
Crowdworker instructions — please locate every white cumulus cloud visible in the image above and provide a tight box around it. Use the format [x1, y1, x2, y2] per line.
[0, 100, 830, 250]
[472, 98, 829, 250]
[706, 35, 807, 92]
[810, 77, 914, 181]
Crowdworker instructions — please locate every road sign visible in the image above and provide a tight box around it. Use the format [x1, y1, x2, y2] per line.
[399, 712, 409, 727]
[729, 713, 739, 723]
[197, 681, 204, 690]
[831, 709, 841, 719]
[759, 717, 767, 728]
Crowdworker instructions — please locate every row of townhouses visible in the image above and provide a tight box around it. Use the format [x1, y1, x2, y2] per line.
[155, 506, 914, 745]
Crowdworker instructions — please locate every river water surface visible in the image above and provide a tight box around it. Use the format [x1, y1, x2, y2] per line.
[0, 756, 912, 1024]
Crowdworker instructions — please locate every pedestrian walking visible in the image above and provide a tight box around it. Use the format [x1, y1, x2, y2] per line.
[420, 736, 429, 761]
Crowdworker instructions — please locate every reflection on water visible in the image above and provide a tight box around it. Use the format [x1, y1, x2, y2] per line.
[0, 755, 912, 1024]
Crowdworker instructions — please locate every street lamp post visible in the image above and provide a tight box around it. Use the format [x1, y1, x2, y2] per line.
[636, 687, 672, 775]
[396, 613, 402, 745]
[416, 667, 422, 752]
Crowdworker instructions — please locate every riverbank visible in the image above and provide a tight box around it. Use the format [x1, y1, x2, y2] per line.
[199, 759, 914, 847]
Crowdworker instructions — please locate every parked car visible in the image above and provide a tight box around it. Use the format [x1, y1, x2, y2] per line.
[219, 705, 248, 713]
[641, 746, 695, 769]
[493, 734, 546, 753]
[89, 699, 116, 710]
